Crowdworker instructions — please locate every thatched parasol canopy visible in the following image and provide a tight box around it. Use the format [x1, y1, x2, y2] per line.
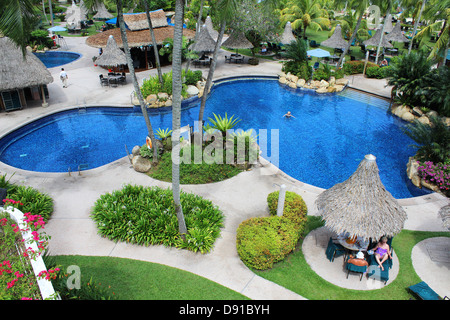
[222, 31, 253, 49]
[363, 28, 393, 48]
[192, 25, 216, 53]
[0, 37, 53, 91]
[86, 26, 196, 49]
[204, 16, 219, 41]
[280, 21, 296, 45]
[321, 24, 348, 49]
[439, 205, 450, 230]
[385, 22, 409, 43]
[384, 14, 394, 33]
[95, 35, 126, 67]
[315, 154, 407, 240]
[93, 1, 114, 20]
[122, 10, 168, 31]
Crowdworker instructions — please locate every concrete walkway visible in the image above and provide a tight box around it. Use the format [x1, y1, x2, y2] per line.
[0, 36, 448, 300]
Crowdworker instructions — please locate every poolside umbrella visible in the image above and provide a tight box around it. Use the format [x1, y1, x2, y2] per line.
[47, 26, 67, 32]
[315, 154, 407, 241]
[306, 48, 330, 58]
[383, 14, 394, 33]
[204, 16, 219, 41]
[280, 21, 296, 45]
[321, 24, 348, 49]
[192, 24, 216, 53]
[95, 35, 127, 67]
[222, 31, 253, 54]
[363, 28, 393, 48]
[385, 22, 409, 43]
[93, 1, 114, 20]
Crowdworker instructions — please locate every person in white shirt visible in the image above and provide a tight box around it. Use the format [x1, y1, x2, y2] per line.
[60, 68, 68, 88]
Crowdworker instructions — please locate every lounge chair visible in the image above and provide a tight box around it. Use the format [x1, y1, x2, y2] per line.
[367, 253, 391, 284]
[99, 74, 109, 87]
[346, 256, 368, 281]
[313, 62, 320, 70]
[408, 281, 449, 300]
[325, 237, 346, 262]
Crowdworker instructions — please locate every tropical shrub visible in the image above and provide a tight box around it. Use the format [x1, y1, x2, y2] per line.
[183, 69, 203, 86]
[313, 63, 332, 81]
[416, 66, 450, 117]
[141, 71, 188, 98]
[417, 161, 450, 196]
[267, 190, 308, 233]
[236, 216, 299, 270]
[365, 66, 385, 79]
[343, 60, 377, 75]
[91, 185, 224, 253]
[4, 185, 53, 223]
[282, 61, 312, 81]
[281, 38, 311, 80]
[207, 113, 241, 136]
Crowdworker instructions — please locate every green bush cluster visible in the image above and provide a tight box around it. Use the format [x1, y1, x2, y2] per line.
[236, 191, 308, 270]
[141, 70, 189, 98]
[365, 65, 391, 79]
[184, 69, 203, 86]
[343, 60, 377, 75]
[282, 61, 312, 81]
[91, 185, 224, 253]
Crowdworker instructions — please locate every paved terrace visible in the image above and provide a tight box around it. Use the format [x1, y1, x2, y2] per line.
[0, 36, 448, 300]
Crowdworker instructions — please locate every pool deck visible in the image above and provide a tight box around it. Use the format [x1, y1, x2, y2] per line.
[0, 36, 448, 300]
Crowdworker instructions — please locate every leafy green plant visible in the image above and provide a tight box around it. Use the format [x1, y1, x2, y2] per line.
[207, 113, 241, 136]
[156, 128, 173, 139]
[267, 190, 308, 232]
[183, 69, 203, 86]
[91, 185, 224, 253]
[7, 186, 53, 223]
[343, 60, 377, 75]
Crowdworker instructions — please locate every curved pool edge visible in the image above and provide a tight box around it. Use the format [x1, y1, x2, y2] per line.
[0, 75, 441, 202]
[34, 50, 83, 69]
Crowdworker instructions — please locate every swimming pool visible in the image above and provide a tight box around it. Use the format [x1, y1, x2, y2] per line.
[33, 51, 81, 68]
[0, 78, 429, 198]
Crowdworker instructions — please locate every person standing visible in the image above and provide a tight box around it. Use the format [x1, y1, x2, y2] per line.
[60, 68, 68, 88]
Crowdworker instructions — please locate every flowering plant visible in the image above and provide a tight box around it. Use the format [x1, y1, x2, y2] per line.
[417, 161, 450, 196]
[0, 200, 59, 300]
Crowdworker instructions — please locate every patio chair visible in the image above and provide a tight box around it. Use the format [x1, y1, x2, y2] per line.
[224, 56, 231, 64]
[367, 254, 390, 284]
[99, 75, 109, 87]
[408, 281, 449, 300]
[346, 256, 368, 281]
[119, 72, 126, 85]
[310, 40, 319, 48]
[313, 62, 320, 70]
[325, 237, 346, 262]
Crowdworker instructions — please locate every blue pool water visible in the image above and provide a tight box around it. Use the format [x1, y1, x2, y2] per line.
[0, 78, 429, 198]
[33, 51, 81, 68]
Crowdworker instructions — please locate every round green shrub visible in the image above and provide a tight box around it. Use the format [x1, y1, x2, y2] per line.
[91, 185, 224, 253]
[267, 190, 307, 232]
[236, 216, 299, 270]
[8, 185, 54, 222]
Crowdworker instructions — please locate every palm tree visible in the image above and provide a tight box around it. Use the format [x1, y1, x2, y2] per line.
[116, 0, 159, 161]
[374, 0, 393, 65]
[417, 66, 450, 117]
[408, 0, 427, 54]
[184, 0, 205, 73]
[278, 0, 330, 39]
[0, 0, 37, 55]
[171, 0, 188, 240]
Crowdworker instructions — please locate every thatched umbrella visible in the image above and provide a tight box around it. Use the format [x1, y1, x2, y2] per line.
[439, 205, 450, 230]
[280, 21, 296, 45]
[93, 1, 114, 20]
[204, 16, 219, 41]
[192, 24, 216, 53]
[363, 28, 393, 48]
[222, 30, 253, 54]
[315, 154, 407, 240]
[384, 14, 394, 33]
[385, 22, 409, 43]
[95, 35, 127, 67]
[0, 37, 53, 92]
[321, 24, 348, 49]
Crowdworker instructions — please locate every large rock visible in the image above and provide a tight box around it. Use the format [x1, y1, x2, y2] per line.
[296, 79, 306, 87]
[157, 92, 169, 100]
[132, 155, 152, 173]
[335, 78, 349, 86]
[319, 80, 329, 87]
[186, 85, 199, 96]
[146, 94, 157, 104]
[417, 115, 430, 125]
[316, 87, 328, 94]
[334, 84, 344, 92]
[278, 76, 287, 84]
[288, 82, 297, 89]
[412, 107, 424, 117]
[401, 111, 415, 122]
[132, 145, 141, 156]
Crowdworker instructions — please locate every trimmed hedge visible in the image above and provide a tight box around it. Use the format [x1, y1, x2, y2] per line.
[343, 60, 377, 75]
[236, 191, 308, 270]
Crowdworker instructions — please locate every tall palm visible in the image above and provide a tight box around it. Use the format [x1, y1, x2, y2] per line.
[171, 0, 188, 240]
[184, 0, 205, 73]
[117, 0, 159, 161]
[278, 0, 330, 39]
[0, 0, 36, 55]
[374, 0, 393, 65]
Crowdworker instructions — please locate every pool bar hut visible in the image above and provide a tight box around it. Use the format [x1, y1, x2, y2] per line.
[86, 9, 195, 71]
[0, 37, 53, 112]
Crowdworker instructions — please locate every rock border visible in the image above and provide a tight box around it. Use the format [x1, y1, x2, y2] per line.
[277, 72, 348, 93]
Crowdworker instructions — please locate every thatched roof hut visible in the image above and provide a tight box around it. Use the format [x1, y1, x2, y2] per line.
[280, 21, 296, 45]
[122, 10, 168, 31]
[66, 1, 88, 29]
[222, 31, 253, 49]
[204, 16, 219, 41]
[321, 24, 348, 49]
[192, 25, 216, 53]
[0, 37, 53, 92]
[93, 1, 114, 20]
[383, 14, 394, 33]
[363, 28, 393, 48]
[385, 22, 409, 43]
[95, 35, 126, 67]
[315, 154, 407, 240]
[86, 25, 196, 48]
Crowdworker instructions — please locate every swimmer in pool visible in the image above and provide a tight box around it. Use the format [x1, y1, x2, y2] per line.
[283, 111, 295, 118]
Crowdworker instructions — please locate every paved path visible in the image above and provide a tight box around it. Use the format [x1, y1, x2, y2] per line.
[0, 36, 448, 300]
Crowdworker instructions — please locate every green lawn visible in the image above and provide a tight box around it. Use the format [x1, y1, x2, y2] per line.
[52, 255, 249, 300]
[253, 216, 450, 300]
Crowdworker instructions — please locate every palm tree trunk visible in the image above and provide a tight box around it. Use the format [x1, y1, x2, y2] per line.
[185, 0, 205, 73]
[42, 0, 49, 25]
[117, 0, 158, 161]
[198, 21, 226, 124]
[409, 0, 426, 53]
[337, 12, 363, 68]
[375, 1, 392, 65]
[143, 0, 164, 86]
[48, 0, 54, 26]
[171, 0, 188, 240]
